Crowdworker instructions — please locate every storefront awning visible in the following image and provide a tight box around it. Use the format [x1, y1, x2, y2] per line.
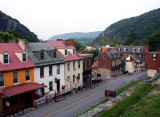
[0, 83, 46, 98]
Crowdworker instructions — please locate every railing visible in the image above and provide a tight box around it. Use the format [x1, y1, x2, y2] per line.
[0, 79, 107, 117]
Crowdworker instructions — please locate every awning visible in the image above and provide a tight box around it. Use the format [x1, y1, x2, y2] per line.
[0, 83, 46, 98]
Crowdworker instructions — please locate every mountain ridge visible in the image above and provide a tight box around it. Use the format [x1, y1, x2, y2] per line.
[49, 31, 102, 40]
[0, 10, 39, 42]
[94, 8, 160, 43]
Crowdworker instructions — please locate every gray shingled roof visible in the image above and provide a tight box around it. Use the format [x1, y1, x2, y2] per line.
[28, 42, 65, 67]
[131, 54, 143, 62]
[118, 45, 143, 54]
[95, 45, 106, 49]
[105, 49, 121, 59]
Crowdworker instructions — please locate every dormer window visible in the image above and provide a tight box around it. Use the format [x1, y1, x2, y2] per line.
[53, 51, 56, 58]
[124, 48, 126, 52]
[3, 53, 9, 64]
[73, 48, 76, 55]
[138, 48, 141, 52]
[65, 48, 68, 56]
[118, 48, 121, 51]
[132, 48, 135, 52]
[40, 50, 44, 59]
[22, 53, 27, 62]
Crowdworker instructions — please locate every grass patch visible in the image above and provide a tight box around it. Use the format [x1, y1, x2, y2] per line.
[98, 82, 155, 117]
[125, 93, 160, 117]
[78, 77, 151, 116]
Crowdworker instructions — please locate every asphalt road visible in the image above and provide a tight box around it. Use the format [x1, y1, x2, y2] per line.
[21, 71, 146, 117]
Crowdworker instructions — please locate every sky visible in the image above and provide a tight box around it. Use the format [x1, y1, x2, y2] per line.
[0, 0, 160, 40]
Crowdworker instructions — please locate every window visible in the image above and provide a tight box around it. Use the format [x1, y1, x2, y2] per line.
[138, 48, 141, 52]
[116, 60, 118, 65]
[49, 65, 52, 76]
[132, 48, 135, 52]
[78, 61, 80, 68]
[112, 61, 115, 67]
[124, 48, 126, 52]
[73, 62, 76, 70]
[49, 81, 53, 91]
[57, 64, 60, 74]
[22, 53, 27, 62]
[118, 48, 121, 51]
[68, 62, 70, 70]
[26, 70, 30, 81]
[3, 53, 9, 64]
[103, 55, 106, 59]
[0, 75, 4, 87]
[53, 51, 56, 58]
[152, 54, 157, 60]
[77, 74, 80, 80]
[40, 50, 44, 59]
[73, 75, 75, 82]
[84, 60, 87, 69]
[119, 59, 121, 64]
[13, 72, 18, 84]
[73, 48, 76, 55]
[40, 67, 44, 78]
[65, 48, 68, 56]
[88, 59, 90, 65]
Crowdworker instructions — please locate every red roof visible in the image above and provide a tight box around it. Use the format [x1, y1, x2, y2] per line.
[0, 43, 35, 72]
[0, 83, 46, 98]
[47, 40, 83, 61]
[47, 40, 74, 49]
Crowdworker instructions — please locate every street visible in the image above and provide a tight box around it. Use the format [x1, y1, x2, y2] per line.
[21, 71, 146, 117]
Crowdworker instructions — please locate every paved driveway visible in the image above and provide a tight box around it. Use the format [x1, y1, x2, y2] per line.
[21, 71, 146, 117]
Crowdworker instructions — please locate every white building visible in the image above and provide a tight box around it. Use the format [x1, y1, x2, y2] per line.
[28, 42, 65, 95]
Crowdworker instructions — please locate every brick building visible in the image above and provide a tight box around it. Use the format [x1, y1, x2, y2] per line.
[80, 54, 93, 87]
[147, 50, 160, 77]
[97, 49, 123, 77]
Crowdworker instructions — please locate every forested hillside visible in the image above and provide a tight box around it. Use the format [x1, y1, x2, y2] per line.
[94, 8, 160, 43]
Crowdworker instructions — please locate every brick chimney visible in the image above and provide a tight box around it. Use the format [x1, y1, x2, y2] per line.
[116, 44, 119, 48]
[93, 44, 97, 49]
[66, 39, 74, 46]
[18, 39, 29, 51]
[130, 44, 132, 50]
[9, 40, 17, 43]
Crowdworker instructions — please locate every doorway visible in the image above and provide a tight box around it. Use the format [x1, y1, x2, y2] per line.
[57, 79, 60, 92]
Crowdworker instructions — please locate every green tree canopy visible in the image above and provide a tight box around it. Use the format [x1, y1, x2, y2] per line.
[142, 30, 160, 51]
[74, 41, 86, 53]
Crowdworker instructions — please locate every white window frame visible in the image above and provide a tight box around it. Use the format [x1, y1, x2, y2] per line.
[132, 48, 135, 52]
[22, 52, 27, 62]
[13, 72, 18, 84]
[26, 70, 30, 81]
[0, 74, 4, 87]
[73, 48, 76, 55]
[152, 54, 157, 60]
[3, 52, 9, 64]
[65, 48, 68, 56]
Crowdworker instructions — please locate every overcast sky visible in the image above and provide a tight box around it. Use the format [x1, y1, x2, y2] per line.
[0, 0, 160, 40]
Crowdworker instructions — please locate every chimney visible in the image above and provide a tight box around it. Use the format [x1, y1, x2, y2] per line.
[116, 44, 119, 48]
[130, 44, 132, 50]
[9, 40, 17, 43]
[18, 39, 29, 51]
[93, 44, 96, 49]
[66, 39, 74, 46]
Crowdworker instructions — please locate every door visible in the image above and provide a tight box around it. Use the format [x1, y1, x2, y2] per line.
[57, 79, 60, 92]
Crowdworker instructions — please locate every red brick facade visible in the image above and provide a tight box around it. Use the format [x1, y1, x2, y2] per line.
[147, 51, 160, 70]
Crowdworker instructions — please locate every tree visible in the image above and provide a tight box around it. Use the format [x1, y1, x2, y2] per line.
[0, 30, 34, 43]
[74, 41, 86, 53]
[123, 32, 137, 45]
[142, 30, 160, 51]
[100, 37, 111, 45]
[87, 49, 99, 61]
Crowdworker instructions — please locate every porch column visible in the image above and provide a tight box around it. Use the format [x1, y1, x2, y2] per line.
[0, 94, 3, 117]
